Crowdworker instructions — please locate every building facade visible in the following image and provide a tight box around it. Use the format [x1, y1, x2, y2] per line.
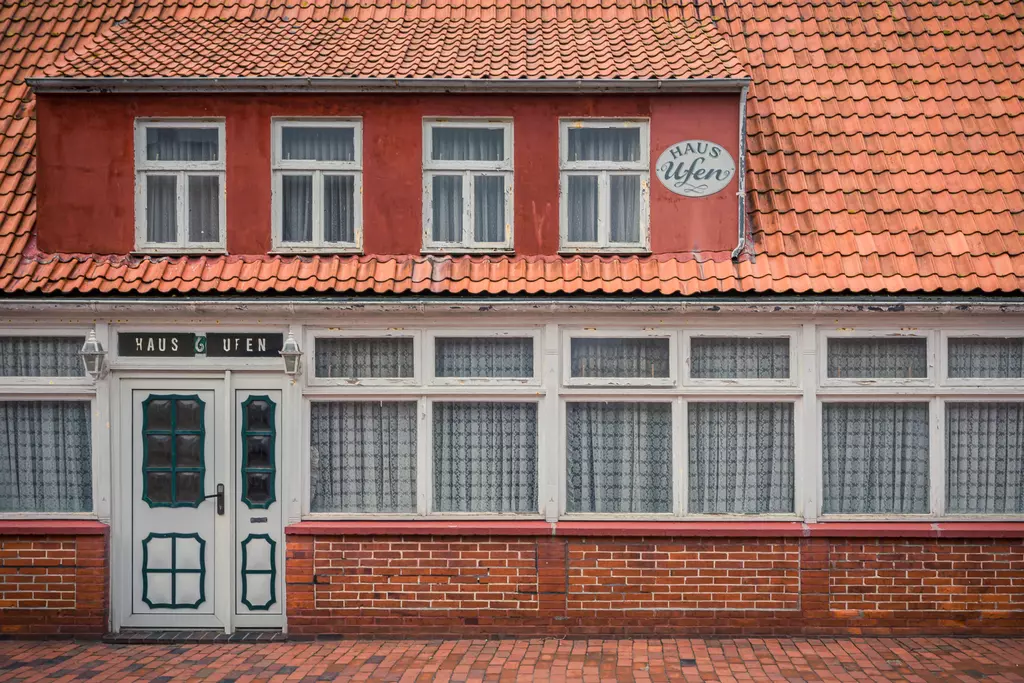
[1, 0, 1023, 638]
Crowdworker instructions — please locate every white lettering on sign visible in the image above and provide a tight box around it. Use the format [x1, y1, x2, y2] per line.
[655, 140, 736, 198]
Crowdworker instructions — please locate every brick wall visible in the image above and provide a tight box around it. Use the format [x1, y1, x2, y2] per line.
[0, 530, 108, 637]
[286, 529, 1024, 637]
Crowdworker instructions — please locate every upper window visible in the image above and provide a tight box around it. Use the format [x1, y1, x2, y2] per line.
[0, 336, 85, 377]
[948, 337, 1024, 379]
[826, 336, 928, 380]
[135, 120, 225, 252]
[559, 120, 650, 252]
[422, 120, 513, 252]
[272, 120, 362, 252]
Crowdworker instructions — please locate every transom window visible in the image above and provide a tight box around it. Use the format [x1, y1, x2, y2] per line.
[135, 120, 225, 252]
[422, 120, 513, 252]
[272, 119, 362, 252]
[560, 120, 650, 252]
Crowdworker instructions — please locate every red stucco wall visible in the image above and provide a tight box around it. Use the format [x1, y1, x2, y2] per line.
[35, 93, 742, 256]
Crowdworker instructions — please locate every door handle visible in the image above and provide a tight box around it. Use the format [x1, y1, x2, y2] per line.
[204, 483, 225, 515]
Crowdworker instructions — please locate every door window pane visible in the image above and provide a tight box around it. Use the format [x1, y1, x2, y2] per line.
[142, 395, 206, 508]
[821, 402, 929, 514]
[570, 337, 670, 379]
[315, 338, 415, 379]
[0, 401, 92, 512]
[690, 337, 790, 379]
[241, 397, 276, 509]
[827, 338, 927, 379]
[946, 402, 1024, 513]
[948, 338, 1024, 378]
[281, 175, 314, 242]
[566, 402, 672, 513]
[0, 336, 85, 377]
[435, 337, 533, 378]
[431, 175, 463, 242]
[433, 402, 537, 513]
[281, 126, 355, 162]
[146, 127, 219, 162]
[310, 401, 417, 513]
[688, 403, 794, 513]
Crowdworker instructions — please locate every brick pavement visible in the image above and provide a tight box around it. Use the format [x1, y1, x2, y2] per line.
[0, 637, 1022, 682]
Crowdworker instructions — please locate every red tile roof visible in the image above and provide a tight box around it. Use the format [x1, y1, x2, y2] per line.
[2, 0, 1023, 297]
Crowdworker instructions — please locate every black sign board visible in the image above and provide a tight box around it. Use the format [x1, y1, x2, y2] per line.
[119, 332, 196, 357]
[206, 333, 284, 358]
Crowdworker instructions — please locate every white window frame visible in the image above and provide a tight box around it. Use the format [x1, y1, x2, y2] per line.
[562, 329, 678, 388]
[271, 118, 363, 253]
[422, 119, 514, 253]
[134, 119, 227, 253]
[683, 329, 800, 389]
[818, 328, 934, 388]
[558, 118, 651, 253]
[427, 329, 541, 387]
[940, 329, 1024, 387]
[304, 329, 421, 388]
[0, 327, 105, 520]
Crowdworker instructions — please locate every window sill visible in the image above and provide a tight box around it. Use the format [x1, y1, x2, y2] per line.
[269, 248, 363, 256]
[420, 249, 515, 256]
[286, 520, 554, 536]
[557, 248, 652, 256]
[132, 249, 228, 257]
[0, 519, 108, 536]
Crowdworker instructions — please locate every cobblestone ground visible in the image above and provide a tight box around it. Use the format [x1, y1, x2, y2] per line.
[1, 637, 1023, 682]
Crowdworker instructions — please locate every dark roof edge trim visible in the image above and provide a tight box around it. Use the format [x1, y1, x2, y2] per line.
[28, 76, 751, 94]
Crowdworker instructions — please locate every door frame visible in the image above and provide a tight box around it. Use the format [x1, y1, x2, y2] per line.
[111, 371, 289, 633]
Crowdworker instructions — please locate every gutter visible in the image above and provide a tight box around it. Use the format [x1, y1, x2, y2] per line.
[731, 83, 749, 261]
[27, 76, 751, 95]
[1, 297, 1023, 317]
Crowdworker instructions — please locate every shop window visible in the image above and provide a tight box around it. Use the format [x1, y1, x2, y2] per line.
[0, 400, 92, 512]
[314, 337, 415, 379]
[946, 402, 1024, 513]
[272, 119, 362, 252]
[423, 120, 513, 252]
[827, 337, 927, 379]
[948, 337, 1024, 378]
[690, 337, 790, 380]
[559, 120, 650, 252]
[135, 120, 225, 252]
[434, 337, 534, 379]
[569, 337, 671, 380]
[0, 336, 85, 377]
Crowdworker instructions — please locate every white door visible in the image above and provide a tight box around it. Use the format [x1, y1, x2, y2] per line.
[128, 384, 226, 629]
[233, 389, 284, 627]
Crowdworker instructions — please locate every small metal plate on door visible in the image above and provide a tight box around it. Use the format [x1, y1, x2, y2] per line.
[250, 517, 268, 524]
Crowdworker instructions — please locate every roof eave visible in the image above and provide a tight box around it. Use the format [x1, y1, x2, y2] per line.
[27, 76, 751, 94]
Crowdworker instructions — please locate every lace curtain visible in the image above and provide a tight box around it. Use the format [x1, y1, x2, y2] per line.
[435, 337, 533, 378]
[146, 175, 177, 243]
[570, 338, 670, 379]
[947, 402, 1024, 513]
[433, 402, 537, 513]
[309, 401, 417, 513]
[827, 338, 927, 378]
[688, 402, 794, 513]
[0, 336, 84, 377]
[314, 338, 414, 379]
[948, 338, 1024, 378]
[690, 337, 790, 379]
[0, 401, 92, 512]
[822, 402, 929, 513]
[566, 402, 672, 513]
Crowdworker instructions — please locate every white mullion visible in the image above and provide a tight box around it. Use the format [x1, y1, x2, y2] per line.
[674, 398, 686, 516]
[463, 171, 474, 247]
[177, 170, 188, 247]
[417, 396, 430, 515]
[801, 322, 818, 522]
[541, 323, 560, 522]
[598, 171, 611, 247]
[931, 396, 945, 516]
[312, 170, 324, 245]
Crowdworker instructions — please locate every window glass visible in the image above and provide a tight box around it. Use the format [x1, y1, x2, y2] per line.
[435, 337, 533, 378]
[691, 337, 790, 379]
[187, 175, 220, 242]
[281, 175, 314, 242]
[473, 175, 506, 243]
[827, 337, 927, 379]
[946, 402, 1024, 513]
[324, 175, 356, 243]
[688, 402, 794, 514]
[948, 338, 1024, 378]
[310, 402, 417, 513]
[567, 175, 599, 242]
[146, 175, 177, 243]
[433, 402, 537, 513]
[146, 127, 219, 162]
[565, 402, 672, 513]
[567, 128, 641, 162]
[570, 338, 670, 379]
[431, 127, 505, 162]
[0, 401, 92, 512]
[821, 402, 929, 514]
[241, 397, 276, 509]
[431, 175, 463, 242]
[315, 338, 415, 379]
[281, 126, 355, 162]
[142, 396, 206, 508]
[0, 336, 85, 377]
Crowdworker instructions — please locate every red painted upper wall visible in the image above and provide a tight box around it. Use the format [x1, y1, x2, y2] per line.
[35, 93, 741, 257]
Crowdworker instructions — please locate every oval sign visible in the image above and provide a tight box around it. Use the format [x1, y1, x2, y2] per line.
[655, 140, 736, 198]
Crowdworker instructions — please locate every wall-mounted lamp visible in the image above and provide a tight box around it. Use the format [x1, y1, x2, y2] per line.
[280, 332, 302, 376]
[80, 330, 107, 380]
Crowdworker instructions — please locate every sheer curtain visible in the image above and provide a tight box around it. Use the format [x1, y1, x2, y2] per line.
[0, 337, 84, 377]
[570, 338, 670, 378]
[948, 338, 1024, 378]
[435, 337, 533, 378]
[691, 337, 790, 379]
[473, 176, 505, 242]
[281, 175, 313, 242]
[431, 128, 503, 162]
[827, 338, 927, 378]
[947, 402, 1024, 513]
[314, 338, 414, 379]
[567, 175, 599, 242]
[309, 401, 416, 513]
[609, 175, 640, 243]
[146, 127, 219, 162]
[0, 401, 92, 512]
[146, 175, 177, 243]
[431, 175, 463, 242]
[822, 402, 929, 513]
[688, 402, 794, 513]
[188, 175, 219, 242]
[567, 128, 640, 162]
[566, 402, 672, 513]
[433, 402, 537, 513]
[324, 175, 355, 243]
[281, 127, 355, 162]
